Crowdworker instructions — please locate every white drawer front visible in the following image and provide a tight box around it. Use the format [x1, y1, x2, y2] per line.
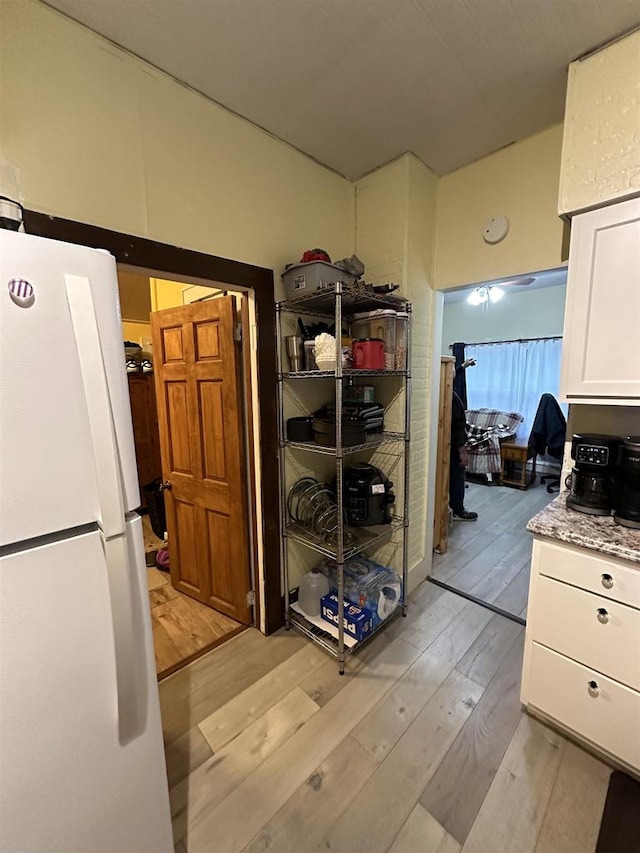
[534, 539, 640, 610]
[532, 575, 640, 691]
[528, 643, 640, 771]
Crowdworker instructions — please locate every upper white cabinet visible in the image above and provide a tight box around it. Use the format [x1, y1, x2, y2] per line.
[560, 197, 640, 402]
[558, 29, 640, 217]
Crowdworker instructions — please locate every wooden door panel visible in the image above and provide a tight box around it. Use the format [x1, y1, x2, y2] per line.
[161, 326, 186, 363]
[169, 498, 204, 596]
[151, 297, 252, 624]
[204, 509, 238, 615]
[194, 320, 220, 360]
[198, 380, 227, 481]
[165, 381, 194, 475]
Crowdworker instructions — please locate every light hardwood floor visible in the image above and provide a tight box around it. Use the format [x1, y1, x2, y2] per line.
[159, 578, 611, 853]
[147, 568, 245, 679]
[143, 515, 245, 679]
[431, 480, 556, 618]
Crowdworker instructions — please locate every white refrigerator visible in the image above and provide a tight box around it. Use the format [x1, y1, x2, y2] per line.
[0, 231, 173, 852]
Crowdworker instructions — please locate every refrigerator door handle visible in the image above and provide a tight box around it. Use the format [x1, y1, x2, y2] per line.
[104, 532, 149, 744]
[64, 275, 126, 540]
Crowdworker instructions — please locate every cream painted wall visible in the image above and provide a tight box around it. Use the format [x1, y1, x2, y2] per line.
[559, 29, 640, 216]
[434, 125, 565, 290]
[149, 278, 190, 312]
[0, 0, 355, 282]
[355, 154, 439, 587]
[441, 283, 567, 354]
[0, 0, 354, 634]
[122, 320, 151, 346]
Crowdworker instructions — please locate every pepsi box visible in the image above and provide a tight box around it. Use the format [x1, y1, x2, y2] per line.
[320, 594, 373, 642]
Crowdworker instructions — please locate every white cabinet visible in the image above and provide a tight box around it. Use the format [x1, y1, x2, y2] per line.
[527, 644, 640, 772]
[560, 196, 640, 403]
[522, 538, 640, 774]
[558, 29, 640, 216]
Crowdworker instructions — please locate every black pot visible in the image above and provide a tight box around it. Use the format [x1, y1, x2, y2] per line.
[286, 416, 314, 442]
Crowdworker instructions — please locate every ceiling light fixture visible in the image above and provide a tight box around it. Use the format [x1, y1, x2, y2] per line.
[466, 286, 488, 306]
[467, 285, 505, 306]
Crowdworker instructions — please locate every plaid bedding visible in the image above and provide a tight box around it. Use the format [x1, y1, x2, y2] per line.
[465, 408, 524, 475]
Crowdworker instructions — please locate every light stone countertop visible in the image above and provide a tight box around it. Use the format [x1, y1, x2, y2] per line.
[527, 495, 640, 565]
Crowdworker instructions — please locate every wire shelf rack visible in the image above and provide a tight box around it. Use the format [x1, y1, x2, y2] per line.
[278, 281, 410, 319]
[285, 516, 405, 561]
[276, 280, 412, 674]
[284, 431, 405, 456]
[280, 369, 408, 379]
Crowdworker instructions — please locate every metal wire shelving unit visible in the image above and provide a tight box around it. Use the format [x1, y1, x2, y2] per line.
[275, 281, 412, 674]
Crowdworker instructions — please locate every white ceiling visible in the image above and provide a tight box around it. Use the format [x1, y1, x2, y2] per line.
[46, 0, 639, 179]
[443, 266, 568, 302]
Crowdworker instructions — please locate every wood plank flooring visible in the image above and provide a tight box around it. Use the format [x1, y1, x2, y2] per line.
[430, 480, 555, 617]
[143, 518, 245, 679]
[159, 577, 612, 853]
[148, 568, 245, 679]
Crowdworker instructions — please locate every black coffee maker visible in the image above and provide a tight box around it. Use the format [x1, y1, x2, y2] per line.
[566, 434, 623, 516]
[614, 436, 640, 529]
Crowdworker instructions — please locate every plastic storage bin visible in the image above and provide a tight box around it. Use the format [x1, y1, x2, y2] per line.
[351, 310, 396, 370]
[281, 262, 357, 301]
[395, 312, 408, 370]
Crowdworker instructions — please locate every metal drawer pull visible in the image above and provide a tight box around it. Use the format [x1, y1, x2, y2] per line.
[588, 680, 600, 698]
[597, 607, 609, 624]
[601, 573, 614, 589]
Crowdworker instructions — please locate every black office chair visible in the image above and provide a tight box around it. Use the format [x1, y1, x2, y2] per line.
[527, 394, 567, 494]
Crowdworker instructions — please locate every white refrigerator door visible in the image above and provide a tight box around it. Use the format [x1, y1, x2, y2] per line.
[0, 516, 173, 853]
[0, 231, 140, 547]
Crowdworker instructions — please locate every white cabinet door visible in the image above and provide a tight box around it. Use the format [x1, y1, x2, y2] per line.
[561, 197, 640, 401]
[531, 575, 640, 692]
[527, 643, 640, 772]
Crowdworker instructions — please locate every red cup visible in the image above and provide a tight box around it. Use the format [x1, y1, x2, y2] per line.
[352, 338, 385, 370]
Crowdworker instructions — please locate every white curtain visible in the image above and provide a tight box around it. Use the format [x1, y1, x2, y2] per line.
[465, 338, 565, 438]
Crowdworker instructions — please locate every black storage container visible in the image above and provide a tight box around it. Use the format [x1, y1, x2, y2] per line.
[143, 478, 167, 540]
[286, 416, 314, 442]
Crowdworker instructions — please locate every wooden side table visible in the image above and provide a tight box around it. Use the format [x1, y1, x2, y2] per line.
[500, 438, 536, 489]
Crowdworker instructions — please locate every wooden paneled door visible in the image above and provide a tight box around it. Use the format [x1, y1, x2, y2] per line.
[150, 297, 253, 624]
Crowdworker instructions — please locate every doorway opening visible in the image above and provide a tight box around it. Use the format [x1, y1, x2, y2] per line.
[23, 210, 284, 684]
[429, 267, 568, 623]
[117, 268, 262, 678]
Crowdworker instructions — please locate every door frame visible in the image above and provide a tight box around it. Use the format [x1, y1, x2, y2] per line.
[24, 209, 283, 634]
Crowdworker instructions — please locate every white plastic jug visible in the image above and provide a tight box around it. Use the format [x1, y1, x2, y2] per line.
[297, 567, 330, 617]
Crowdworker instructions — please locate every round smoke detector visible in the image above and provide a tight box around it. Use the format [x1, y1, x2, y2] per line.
[483, 216, 509, 244]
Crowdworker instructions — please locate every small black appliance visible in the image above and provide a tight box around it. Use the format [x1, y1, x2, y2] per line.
[614, 436, 640, 529]
[566, 433, 623, 516]
[341, 463, 395, 526]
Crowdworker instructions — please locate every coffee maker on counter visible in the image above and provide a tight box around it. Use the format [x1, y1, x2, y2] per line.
[566, 434, 623, 516]
[614, 436, 640, 529]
